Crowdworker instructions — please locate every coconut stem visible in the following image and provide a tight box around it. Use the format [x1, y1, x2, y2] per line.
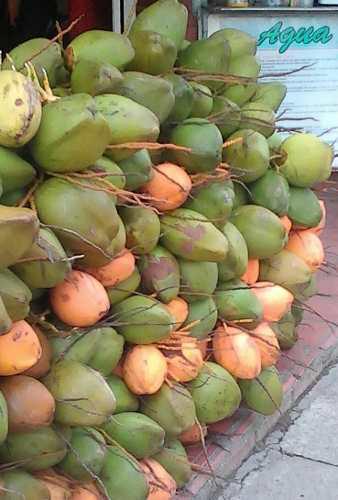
[106, 142, 192, 152]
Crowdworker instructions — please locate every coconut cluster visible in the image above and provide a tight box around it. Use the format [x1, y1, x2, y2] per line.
[0, 0, 332, 498]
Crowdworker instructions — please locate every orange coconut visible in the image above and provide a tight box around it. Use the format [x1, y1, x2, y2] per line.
[251, 281, 293, 322]
[179, 422, 208, 445]
[0, 321, 42, 376]
[286, 229, 324, 272]
[213, 324, 261, 379]
[164, 297, 189, 330]
[251, 322, 280, 368]
[241, 259, 259, 285]
[280, 215, 292, 235]
[0, 375, 55, 432]
[84, 249, 135, 287]
[50, 270, 110, 327]
[198, 338, 209, 360]
[164, 340, 204, 383]
[141, 162, 192, 211]
[34, 470, 71, 500]
[123, 345, 167, 395]
[71, 483, 101, 500]
[140, 458, 176, 500]
[23, 327, 52, 378]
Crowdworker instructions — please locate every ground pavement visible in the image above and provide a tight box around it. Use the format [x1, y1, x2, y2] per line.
[217, 361, 338, 500]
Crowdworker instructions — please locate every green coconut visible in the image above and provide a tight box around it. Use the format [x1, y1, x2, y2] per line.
[52, 87, 72, 97]
[118, 149, 153, 191]
[35, 177, 119, 267]
[51, 328, 124, 377]
[0, 71, 42, 149]
[240, 102, 276, 138]
[190, 82, 213, 118]
[249, 169, 290, 216]
[141, 383, 196, 437]
[12, 228, 70, 289]
[288, 187, 322, 228]
[271, 311, 298, 350]
[71, 59, 123, 96]
[107, 267, 141, 306]
[112, 295, 173, 344]
[160, 208, 228, 262]
[152, 439, 192, 488]
[91, 157, 126, 191]
[105, 375, 139, 414]
[68, 30, 135, 69]
[128, 30, 177, 75]
[259, 250, 312, 293]
[224, 129, 270, 183]
[119, 206, 160, 254]
[0, 296, 12, 334]
[100, 445, 149, 500]
[251, 82, 287, 112]
[0, 206, 39, 269]
[232, 182, 249, 209]
[210, 28, 257, 58]
[211, 96, 241, 138]
[179, 259, 218, 303]
[138, 246, 180, 303]
[43, 360, 116, 426]
[179, 39, 191, 52]
[120, 72, 175, 123]
[280, 133, 334, 187]
[268, 131, 285, 151]
[168, 118, 223, 173]
[0, 470, 50, 500]
[0, 392, 8, 445]
[94, 94, 160, 161]
[292, 273, 317, 301]
[222, 55, 260, 107]
[163, 74, 193, 122]
[239, 366, 283, 416]
[188, 362, 241, 424]
[31, 94, 111, 173]
[50, 332, 98, 365]
[107, 217, 126, 257]
[231, 205, 287, 259]
[0, 146, 36, 194]
[215, 279, 263, 323]
[184, 296, 218, 340]
[89, 327, 125, 376]
[3, 38, 68, 87]
[0, 181, 7, 200]
[103, 412, 165, 459]
[177, 37, 230, 90]
[218, 222, 249, 281]
[0, 188, 26, 207]
[0, 426, 67, 471]
[184, 180, 234, 228]
[0, 269, 31, 321]
[58, 427, 106, 481]
[129, 0, 188, 50]
[292, 301, 304, 326]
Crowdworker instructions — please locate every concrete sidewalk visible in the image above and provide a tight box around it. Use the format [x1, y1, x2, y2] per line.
[217, 361, 338, 500]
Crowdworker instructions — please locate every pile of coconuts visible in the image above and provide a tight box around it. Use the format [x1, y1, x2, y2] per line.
[0, 0, 333, 498]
